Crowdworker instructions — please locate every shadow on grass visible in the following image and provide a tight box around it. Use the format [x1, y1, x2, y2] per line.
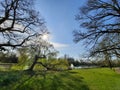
[0, 70, 23, 90]
[49, 71, 89, 90]
[0, 70, 89, 90]
[36, 71, 89, 90]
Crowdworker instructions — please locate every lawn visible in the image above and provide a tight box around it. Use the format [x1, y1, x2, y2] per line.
[0, 68, 120, 90]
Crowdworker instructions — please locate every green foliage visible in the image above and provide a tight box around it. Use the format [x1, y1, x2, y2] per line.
[12, 48, 31, 70]
[33, 58, 69, 71]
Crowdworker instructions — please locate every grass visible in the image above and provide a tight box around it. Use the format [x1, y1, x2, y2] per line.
[71, 68, 120, 90]
[0, 68, 120, 90]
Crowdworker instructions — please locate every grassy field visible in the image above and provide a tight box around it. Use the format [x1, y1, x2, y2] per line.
[0, 68, 120, 90]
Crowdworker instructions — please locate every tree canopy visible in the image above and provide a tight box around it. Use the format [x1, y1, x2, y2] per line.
[0, 0, 45, 50]
[74, 0, 120, 57]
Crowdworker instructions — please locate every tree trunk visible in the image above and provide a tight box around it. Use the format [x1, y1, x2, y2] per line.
[104, 51, 112, 69]
[28, 55, 38, 71]
[108, 60, 112, 69]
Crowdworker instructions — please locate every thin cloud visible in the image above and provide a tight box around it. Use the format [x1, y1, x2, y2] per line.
[51, 42, 69, 49]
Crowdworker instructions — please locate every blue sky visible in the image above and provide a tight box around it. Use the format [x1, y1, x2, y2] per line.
[35, 0, 86, 59]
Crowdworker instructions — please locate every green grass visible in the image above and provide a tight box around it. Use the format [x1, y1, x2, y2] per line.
[71, 68, 120, 90]
[0, 68, 120, 90]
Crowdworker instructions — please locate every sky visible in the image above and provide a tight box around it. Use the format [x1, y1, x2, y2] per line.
[35, 0, 86, 59]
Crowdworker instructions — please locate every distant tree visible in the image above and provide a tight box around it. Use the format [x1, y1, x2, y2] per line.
[0, 0, 44, 50]
[74, 0, 120, 56]
[67, 57, 75, 65]
[0, 51, 18, 63]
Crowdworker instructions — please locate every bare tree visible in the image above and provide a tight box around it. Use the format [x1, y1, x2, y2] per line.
[0, 0, 44, 50]
[74, 0, 120, 54]
[90, 36, 113, 68]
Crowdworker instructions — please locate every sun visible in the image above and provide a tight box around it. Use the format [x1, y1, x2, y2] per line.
[42, 34, 49, 40]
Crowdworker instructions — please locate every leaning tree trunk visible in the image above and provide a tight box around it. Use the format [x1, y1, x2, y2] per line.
[28, 55, 38, 71]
